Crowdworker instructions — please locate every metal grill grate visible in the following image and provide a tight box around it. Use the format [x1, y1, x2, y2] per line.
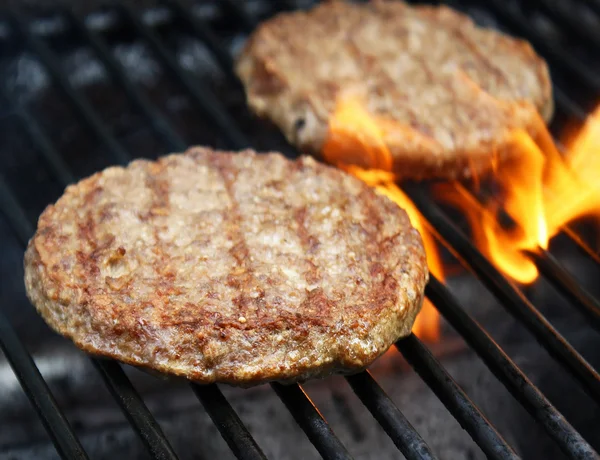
[0, 1, 599, 459]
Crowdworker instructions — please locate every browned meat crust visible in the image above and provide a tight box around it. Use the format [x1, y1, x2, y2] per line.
[24, 148, 428, 386]
[235, 0, 553, 181]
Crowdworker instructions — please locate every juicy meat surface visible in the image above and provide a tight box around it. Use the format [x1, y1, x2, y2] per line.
[235, 0, 553, 181]
[24, 148, 428, 386]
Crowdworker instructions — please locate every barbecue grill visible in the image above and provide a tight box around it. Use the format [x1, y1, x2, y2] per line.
[1, 1, 599, 459]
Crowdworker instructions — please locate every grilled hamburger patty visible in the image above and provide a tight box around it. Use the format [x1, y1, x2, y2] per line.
[236, 0, 553, 180]
[24, 148, 428, 386]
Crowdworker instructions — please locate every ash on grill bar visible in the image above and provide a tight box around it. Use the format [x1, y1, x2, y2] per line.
[1, 1, 599, 460]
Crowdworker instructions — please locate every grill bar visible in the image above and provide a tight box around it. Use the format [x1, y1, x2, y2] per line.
[65, 10, 188, 152]
[0, 178, 91, 460]
[4, 91, 75, 186]
[7, 11, 131, 165]
[191, 384, 268, 460]
[218, 0, 255, 33]
[526, 249, 600, 332]
[0, 309, 89, 460]
[0, 144, 182, 460]
[164, 0, 236, 81]
[93, 360, 180, 460]
[587, 0, 600, 18]
[553, 87, 587, 123]
[403, 185, 600, 404]
[115, 4, 248, 150]
[564, 227, 600, 267]
[271, 383, 354, 460]
[441, 182, 600, 334]
[426, 276, 599, 460]
[0, 174, 35, 244]
[345, 372, 437, 460]
[528, 0, 600, 51]
[395, 335, 519, 460]
[544, 93, 598, 265]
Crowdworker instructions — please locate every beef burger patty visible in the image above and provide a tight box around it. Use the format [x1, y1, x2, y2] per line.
[236, 0, 553, 181]
[24, 148, 428, 386]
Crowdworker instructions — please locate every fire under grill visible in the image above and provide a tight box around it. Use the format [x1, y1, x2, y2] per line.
[1, 1, 600, 459]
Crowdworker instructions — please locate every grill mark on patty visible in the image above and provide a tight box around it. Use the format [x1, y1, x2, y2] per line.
[77, 185, 105, 292]
[447, 25, 511, 95]
[357, 188, 399, 314]
[382, 13, 459, 148]
[144, 161, 175, 297]
[211, 154, 260, 316]
[345, 16, 441, 151]
[144, 162, 171, 219]
[347, 32, 421, 124]
[295, 206, 321, 286]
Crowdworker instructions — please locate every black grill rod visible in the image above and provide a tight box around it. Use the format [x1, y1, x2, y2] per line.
[546, 93, 600, 270]
[485, 0, 600, 94]
[395, 335, 520, 460]
[4, 82, 183, 458]
[586, 0, 600, 19]
[563, 226, 600, 267]
[114, 4, 248, 150]
[0, 175, 36, 244]
[6, 11, 131, 166]
[0, 306, 88, 460]
[403, 184, 600, 404]
[191, 384, 268, 460]
[3, 94, 75, 186]
[0, 181, 88, 459]
[522, 0, 600, 52]
[525, 248, 600, 332]
[64, 10, 188, 153]
[0, 168, 181, 459]
[444, 183, 600, 333]
[553, 86, 587, 123]
[271, 0, 300, 12]
[271, 383, 354, 460]
[345, 371, 438, 460]
[163, 0, 236, 80]
[551, 94, 600, 269]
[218, 0, 255, 33]
[426, 276, 599, 460]
[93, 360, 180, 460]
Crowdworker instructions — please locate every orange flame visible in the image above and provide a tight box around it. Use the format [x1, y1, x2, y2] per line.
[323, 97, 443, 342]
[436, 108, 600, 284]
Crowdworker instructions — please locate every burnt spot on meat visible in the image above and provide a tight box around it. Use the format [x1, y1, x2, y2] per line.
[294, 117, 306, 132]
